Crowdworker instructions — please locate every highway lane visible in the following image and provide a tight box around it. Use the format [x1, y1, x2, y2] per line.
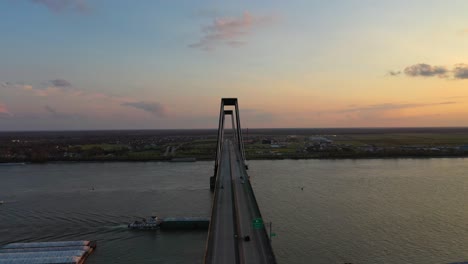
[230, 141, 276, 264]
[206, 141, 238, 264]
[205, 98, 275, 263]
[205, 139, 275, 264]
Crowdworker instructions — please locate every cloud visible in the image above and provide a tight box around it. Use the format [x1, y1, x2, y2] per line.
[1, 82, 12, 88]
[453, 64, 468, 79]
[189, 11, 276, 50]
[388, 70, 401, 76]
[30, 0, 89, 13]
[2, 82, 46, 96]
[445, 95, 468, 99]
[121, 101, 166, 117]
[4, 80, 135, 106]
[338, 101, 457, 113]
[44, 105, 58, 115]
[11, 83, 60, 96]
[0, 104, 10, 113]
[3, 79, 75, 97]
[44, 105, 79, 119]
[403, 63, 448, 78]
[333, 101, 458, 125]
[50, 79, 72, 88]
[0, 103, 13, 118]
[3, 80, 167, 120]
[391, 63, 468, 80]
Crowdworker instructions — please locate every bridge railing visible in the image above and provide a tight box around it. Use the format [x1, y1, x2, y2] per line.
[236, 148, 277, 263]
[203, 143, 223, 262]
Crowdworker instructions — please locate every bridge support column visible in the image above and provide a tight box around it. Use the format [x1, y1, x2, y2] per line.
[212, 98, 247, 190]
[210, 176, 215, 191]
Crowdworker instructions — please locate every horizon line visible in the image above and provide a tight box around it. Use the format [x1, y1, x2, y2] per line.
[2, 126, 468, 133]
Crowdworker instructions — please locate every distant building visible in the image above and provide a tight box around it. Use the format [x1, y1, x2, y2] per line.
[459, 145, 468, 151]
[309, 136, 332, 144]
[360, 145, 375, 152]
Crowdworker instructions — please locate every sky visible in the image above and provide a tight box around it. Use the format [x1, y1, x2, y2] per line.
[1, 0, 468, 130]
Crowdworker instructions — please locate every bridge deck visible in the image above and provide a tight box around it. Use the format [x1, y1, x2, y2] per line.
[205, 140, 276, 264]
[205, 141, 238, 264]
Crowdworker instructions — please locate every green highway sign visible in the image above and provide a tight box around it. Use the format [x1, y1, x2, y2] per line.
[253, 223, 263, 229]
[253, 218, 263, 224]
[252, 218, 264, 229]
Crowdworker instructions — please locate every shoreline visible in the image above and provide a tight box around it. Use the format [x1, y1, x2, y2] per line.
[2, 154, 468, 164]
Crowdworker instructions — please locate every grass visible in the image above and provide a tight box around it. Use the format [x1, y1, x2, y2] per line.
[80, 143, 128, 151]
[76, 133, 468, 161]
[126, 150, 162, 159]
[333, 133, 468, 147]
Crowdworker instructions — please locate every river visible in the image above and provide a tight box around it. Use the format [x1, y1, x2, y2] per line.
[1, 158, 468, 263]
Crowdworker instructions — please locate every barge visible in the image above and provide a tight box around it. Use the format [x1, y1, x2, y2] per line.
[0, 240, 96, 264]
[128, 216, 209, 230]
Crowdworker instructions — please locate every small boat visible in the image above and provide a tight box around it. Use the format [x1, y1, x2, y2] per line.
[128, 216, 162, 230]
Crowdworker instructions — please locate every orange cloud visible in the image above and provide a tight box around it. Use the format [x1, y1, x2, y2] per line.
[22, 85, 60, 96]
[189, 11, 276, 50]
[337, 102, 456, 113]
[2, 82, 63, 97]
[0, 103, 12, 117]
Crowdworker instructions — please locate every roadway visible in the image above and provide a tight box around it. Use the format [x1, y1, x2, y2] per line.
[205, 141, 238, 264]
[230, 141, 276, 264]
[205, 140, 276, 264]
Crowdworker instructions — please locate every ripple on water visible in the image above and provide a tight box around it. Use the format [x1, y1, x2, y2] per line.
[3, 159, 468, 263]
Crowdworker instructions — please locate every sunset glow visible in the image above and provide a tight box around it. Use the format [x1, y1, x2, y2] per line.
[1, 0, 468, 130]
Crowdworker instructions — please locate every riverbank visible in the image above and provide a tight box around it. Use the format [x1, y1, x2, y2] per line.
[2, 128, 468, 164]
[2, 152, 468, 164]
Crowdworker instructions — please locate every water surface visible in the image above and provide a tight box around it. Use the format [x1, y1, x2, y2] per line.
[0, 162, 212, 264]
[251, 158, 468, 264]
[2, 158, 468, 263]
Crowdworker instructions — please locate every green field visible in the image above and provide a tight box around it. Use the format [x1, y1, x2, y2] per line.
[79, 143, 129, 151]
[72, 133, 468, 161]
[331, 133, 468, 146]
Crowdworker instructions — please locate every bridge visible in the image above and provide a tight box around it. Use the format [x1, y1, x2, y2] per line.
[204, 98, 277, 264]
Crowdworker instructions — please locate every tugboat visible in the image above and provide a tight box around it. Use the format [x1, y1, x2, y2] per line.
[128, 215, 162, 230]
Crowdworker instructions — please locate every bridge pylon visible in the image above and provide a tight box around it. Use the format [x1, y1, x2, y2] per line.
[205, 98, 277, 264]
[210, 98, 247, 191]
